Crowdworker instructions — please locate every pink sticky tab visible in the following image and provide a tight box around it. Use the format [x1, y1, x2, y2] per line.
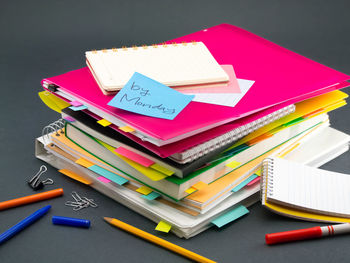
[115, 147, 155, 167]
[70, 100, 83, 107]
[247, 177, 260, 186]
[97, 176, 111, 183]
[63, 116, 75, 122]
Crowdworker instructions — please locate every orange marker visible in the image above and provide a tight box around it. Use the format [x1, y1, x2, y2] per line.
[0, 188, 64, 211]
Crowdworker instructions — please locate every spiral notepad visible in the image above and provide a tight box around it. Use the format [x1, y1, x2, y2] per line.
[86, 42, 229, 93]
[261, 157, 350, 218]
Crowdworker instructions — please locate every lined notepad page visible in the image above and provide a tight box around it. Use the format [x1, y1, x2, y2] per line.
[86, 42, 229, 91]
[266, 157, 350, 217]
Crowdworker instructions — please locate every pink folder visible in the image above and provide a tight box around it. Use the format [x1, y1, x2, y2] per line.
[42, 24, 349, 142]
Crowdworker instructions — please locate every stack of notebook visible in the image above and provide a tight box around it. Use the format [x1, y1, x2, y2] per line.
[35, 24, 350, 238]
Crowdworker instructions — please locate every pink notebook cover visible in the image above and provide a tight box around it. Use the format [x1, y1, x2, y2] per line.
[42, 24, 349, 141]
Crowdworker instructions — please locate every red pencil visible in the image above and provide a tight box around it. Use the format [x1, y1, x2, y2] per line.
[266, 223, 350, 245]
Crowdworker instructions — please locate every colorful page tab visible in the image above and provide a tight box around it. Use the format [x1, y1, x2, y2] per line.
[155, 221, 172, 233]
[70, 100, 84, 107]
[191, 181, 208, 190]
[75, 158, 94, 168]
[247, 176, 260, 186]
[119, 126, 135, 132]
[115, 147, 154, 167]
[69, 105, 88, 111]
[211, 205, 249, 228]
[97, 119, 112, 127]
[226, 160, 241, 169]
[58, 169, 92, 185]
[141, 191, 160, 200]
[136, 186, 153, 195]
[97, 176, 111, 183]
[185, 187, 197, 194]
[232, 174, 258, 192]
[107, 72, 194, 120]
[88, 165, 128, 185]
[150, 163, 174, 176]
[63, 116, 75, 122]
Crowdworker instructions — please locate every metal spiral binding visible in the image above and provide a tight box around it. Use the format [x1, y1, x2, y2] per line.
[41, 119, 66, 144]
[261, 158, 275, 200]
[180, 104, 296, 162]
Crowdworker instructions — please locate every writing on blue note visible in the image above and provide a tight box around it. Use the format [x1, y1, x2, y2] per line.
[107, 72, 194, 120]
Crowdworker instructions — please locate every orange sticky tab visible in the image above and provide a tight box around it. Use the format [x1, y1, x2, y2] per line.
[119, 126, 135, 132]
[302, 108, 324, 118]
[191, 181, 208, 190]
[185, 187, 197, 194]
[58, 169, 92, 185]
[75, 158, 94, 168]
[97, 119, 112, 127]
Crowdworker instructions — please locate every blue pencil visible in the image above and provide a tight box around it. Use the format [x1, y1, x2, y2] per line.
[0, 205, 51, 245]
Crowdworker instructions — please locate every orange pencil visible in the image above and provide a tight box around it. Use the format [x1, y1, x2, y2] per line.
[0, 188, 64, 211]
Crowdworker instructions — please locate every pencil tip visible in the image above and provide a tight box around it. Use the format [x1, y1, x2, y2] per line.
[104, 217, 112, 222]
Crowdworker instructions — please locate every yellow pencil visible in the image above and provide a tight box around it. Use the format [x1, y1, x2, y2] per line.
[103, 217, 216, 263]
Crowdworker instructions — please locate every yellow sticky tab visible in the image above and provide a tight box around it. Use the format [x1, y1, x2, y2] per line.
[150, 163, 174, 176]
[226, 160, 241, 169]
[96, 139, 168, 181]
[119, 126, 135, 132]
[191, 181, 208, 190]
[97, 119, 112, 127]
[38, 91, 71, 113]
[75, 158, 94, 168]
[136, 186, 153, 195]
[255, 169, 261, 176]
[58, 169, 92, 185]
[155, 221, 172, 233]
[185, 187, 197, 194]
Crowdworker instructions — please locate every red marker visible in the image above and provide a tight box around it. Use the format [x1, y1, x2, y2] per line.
[266, 223, 350, 245]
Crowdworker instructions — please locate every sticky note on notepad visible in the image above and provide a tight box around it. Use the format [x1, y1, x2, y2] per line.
[155, 221, 172, 233]
[107, 72, 194, 120]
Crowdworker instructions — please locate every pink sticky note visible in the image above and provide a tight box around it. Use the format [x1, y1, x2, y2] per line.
[97, 176, 111, 183]
[246, 177, 260, 186]
[179, 65, 241, 94]
[115, 147, 155, 167]
[70, 100, 84, 107]
[63, 116, 75, 122]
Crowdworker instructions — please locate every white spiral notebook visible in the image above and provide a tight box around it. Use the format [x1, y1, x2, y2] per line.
[261, 157, 350, 218]
[86, 42, 229, 94]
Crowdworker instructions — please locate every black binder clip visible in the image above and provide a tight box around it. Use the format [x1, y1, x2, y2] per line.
[47, 84, 58, 92]
[28, 165, 54, 191]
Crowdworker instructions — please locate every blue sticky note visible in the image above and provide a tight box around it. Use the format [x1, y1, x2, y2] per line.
[211, 205, 249, 228]
[107, 72, 194, 120]
[88, 165, 128, 185]
[141, 191, 161, 200]
[69, 105, 88, 111]
[232, 174, 258, 192]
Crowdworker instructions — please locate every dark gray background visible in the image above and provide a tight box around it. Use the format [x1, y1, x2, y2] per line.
[1, 0, 350, 262]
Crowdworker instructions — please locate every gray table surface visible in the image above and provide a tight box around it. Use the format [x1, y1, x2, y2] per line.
[1, 1, 350, 262]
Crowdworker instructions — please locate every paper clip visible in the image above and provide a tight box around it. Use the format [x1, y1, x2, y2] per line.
[65, 192, 98, 211]
[28, 165, 54, 191]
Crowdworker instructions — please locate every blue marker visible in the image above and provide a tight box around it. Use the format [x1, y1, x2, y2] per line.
[0, 205, 51, 245]
[52, 216, 90, 228]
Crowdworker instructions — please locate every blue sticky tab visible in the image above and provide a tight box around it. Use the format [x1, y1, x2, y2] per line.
[69, 105, 88, 111]
[88, 165, 128, 185]
[211, 205, 249, 228]
[232, 174, 258, 192]
[141, 191, 160, 200]
[107, 72, 194, 120]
